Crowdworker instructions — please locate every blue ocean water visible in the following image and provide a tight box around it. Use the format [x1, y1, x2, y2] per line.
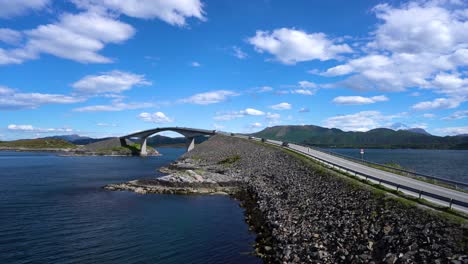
[326, 148, 468, 183]
[0, 149, 260, 264]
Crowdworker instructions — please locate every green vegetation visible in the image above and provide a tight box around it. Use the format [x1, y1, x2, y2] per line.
[217, 155, 241, 165]
[0, 138, 77, 149]
[253, 140, 467, 220]
[252, 125, 468, 149]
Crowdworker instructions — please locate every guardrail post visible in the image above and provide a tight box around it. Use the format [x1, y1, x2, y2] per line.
[449, 199, 453, 209]
[396, 185, 399, 191]
[418, 190, 422, 199]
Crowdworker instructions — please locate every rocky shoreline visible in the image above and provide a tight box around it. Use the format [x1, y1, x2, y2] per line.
[105, 135, 467, 263]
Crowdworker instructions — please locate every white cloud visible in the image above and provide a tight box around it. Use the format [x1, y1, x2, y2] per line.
[332, 95, 389, 105]
[243, 108, 265, 116]
[369, 3, 467, 54]
[423, 113, 436, 118]
[0, 29, 23, 45]
[249, 122, 263, 128]
[96, 122, 117, 127]
[247, 28, 352, 64]
[0, 11, 135, 65]
[0, 86, 84, 110]
[292, 89, 314, 95]
[232, 46, 247, 59]
[213, 124, 225, 130]
[321, 2, 468, 98]
[180, 90, 239, 105]
[299, 107, 310, 113]
[7, 124, 73, 133]
[0, 0, 49, 18]
[443, 110, 468, 120]
[257, 86, 273, 93]
[138, 112, 174, 123]
[412, 97, 462, 110]
[214, 108, 265, 121]
[73, 101, 155, 112]
[434, 126, 468, 136]
[191, 61, 201, 67]
[270, 102, 292, 110]
[72, 0, 205, 26]
[265, 112, 280, 120]
[72, 70, 151, 94]
[324, 111, 401, 131]
[298, 81, 317, 89]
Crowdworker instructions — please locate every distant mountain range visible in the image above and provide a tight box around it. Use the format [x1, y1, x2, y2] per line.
[43, 134, 208, 147]
[252, 125, 468, 149]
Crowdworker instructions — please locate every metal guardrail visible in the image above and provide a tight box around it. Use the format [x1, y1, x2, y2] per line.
[306, 145, 468, 190]
[239, 135, 468, 210]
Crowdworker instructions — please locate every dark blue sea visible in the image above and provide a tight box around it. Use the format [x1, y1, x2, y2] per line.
[0, 148, 261, 264]
[326, 148, 468, 183]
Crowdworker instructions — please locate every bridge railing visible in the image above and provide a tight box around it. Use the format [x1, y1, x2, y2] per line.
[238, 135, 468, 210]
[304, 145, 468, 190]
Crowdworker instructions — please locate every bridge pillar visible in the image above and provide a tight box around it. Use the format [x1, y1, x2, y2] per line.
[186, 137, 195, 152]
[140, 137, 148, 156]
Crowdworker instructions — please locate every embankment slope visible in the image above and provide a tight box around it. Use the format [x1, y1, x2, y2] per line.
[109, 135, 468, 263]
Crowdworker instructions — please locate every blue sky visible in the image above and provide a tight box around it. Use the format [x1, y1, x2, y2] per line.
[0, 0, 467, 140]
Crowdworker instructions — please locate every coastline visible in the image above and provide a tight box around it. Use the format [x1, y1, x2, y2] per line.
[104, 135, 467, 263]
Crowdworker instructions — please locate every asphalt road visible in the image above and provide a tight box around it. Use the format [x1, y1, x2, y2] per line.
[238, 135, 468, 213]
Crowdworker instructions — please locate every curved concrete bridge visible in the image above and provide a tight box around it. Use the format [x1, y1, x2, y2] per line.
[120, 127, 217, 156]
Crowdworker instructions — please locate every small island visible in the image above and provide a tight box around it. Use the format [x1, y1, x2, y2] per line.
[0, 137, 160, 156]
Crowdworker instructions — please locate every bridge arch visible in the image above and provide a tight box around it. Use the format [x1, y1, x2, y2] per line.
[120, 127, 217, 156]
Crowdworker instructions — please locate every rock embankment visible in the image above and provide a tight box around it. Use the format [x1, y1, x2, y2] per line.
[108, 135, 468, 263]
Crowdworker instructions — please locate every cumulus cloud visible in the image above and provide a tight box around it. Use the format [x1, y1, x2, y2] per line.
[72, 0, 205, 26]
[0, 86, 84, 110]
[7, 124, 73, 133]
[180, 90, 239, 105]
[191, 61, 201, 67]
[270, 102, 292, 110]
[0, 0, 49, 18]
[0, 12, 135, 65]
[138, 112, 174, 123]
[321, 1, 468, 101]
[247, 28, 352, 64]
[214, 108, 265, 121]
[72, 70, 151, 94]
[323, 111, 402, 131]
[412, 97, 462, 110]
[332, 95, 389, 105]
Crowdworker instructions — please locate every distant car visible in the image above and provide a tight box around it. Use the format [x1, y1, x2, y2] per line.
[248, 136, 254, 140]
[261, 138, 266, 142]
[282, 142, 289, 147]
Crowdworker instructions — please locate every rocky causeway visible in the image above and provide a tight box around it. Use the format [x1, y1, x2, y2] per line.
[105, 135, 468, 263]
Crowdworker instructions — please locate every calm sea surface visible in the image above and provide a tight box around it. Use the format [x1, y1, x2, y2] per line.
[0, 149, 260, 264]
[326, 148, 468, 183]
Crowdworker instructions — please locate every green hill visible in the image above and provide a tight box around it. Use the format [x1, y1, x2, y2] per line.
[0, 138, 77, 149]
[252, 125, 468, 149]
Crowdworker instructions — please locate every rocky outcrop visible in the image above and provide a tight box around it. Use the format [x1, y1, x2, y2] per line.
[105, 158, 241, 195]
[107, 135, 468, 263]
